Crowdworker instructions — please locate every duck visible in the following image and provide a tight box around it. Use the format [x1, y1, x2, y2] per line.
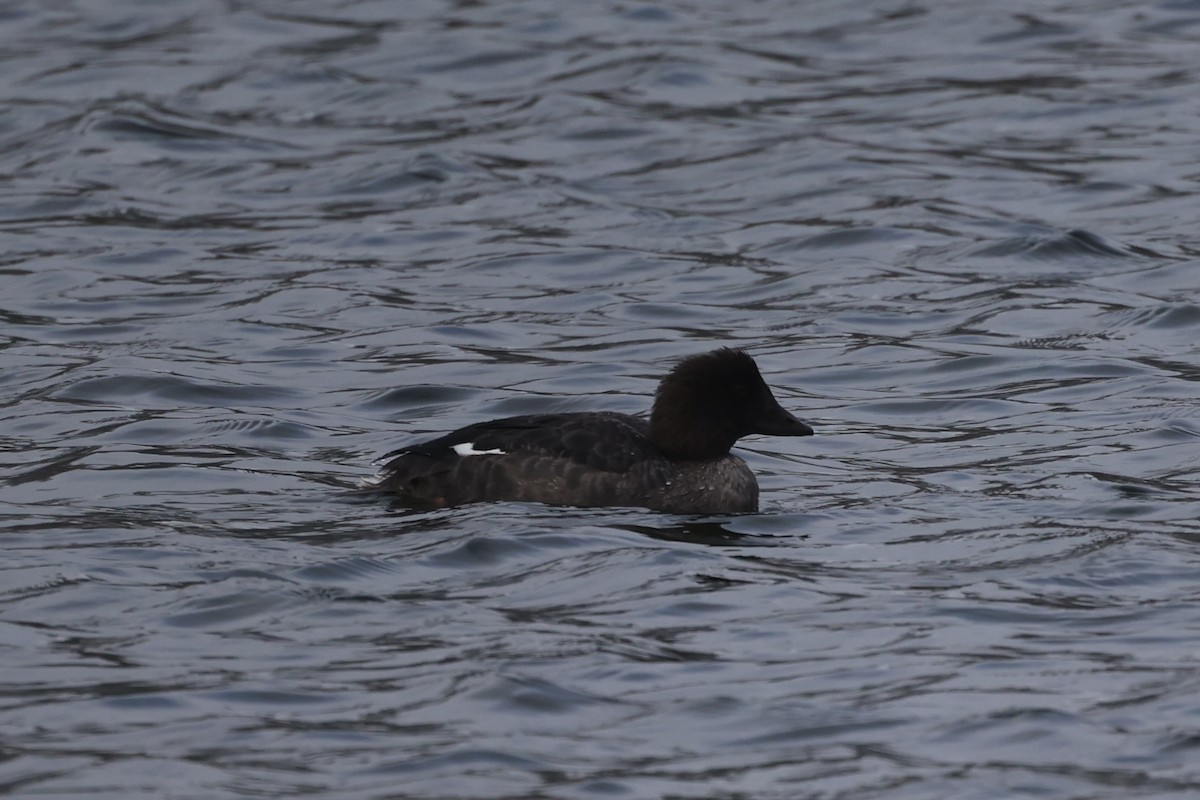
[366, 348, 813, 513]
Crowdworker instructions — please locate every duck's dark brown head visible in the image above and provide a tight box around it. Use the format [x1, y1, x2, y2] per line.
[648, 348, 813, 460]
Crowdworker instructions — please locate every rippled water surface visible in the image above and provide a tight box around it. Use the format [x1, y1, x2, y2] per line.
[5, 1, 1200, 797]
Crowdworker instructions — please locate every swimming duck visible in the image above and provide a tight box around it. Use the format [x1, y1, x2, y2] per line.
[367, 348, 812, 513]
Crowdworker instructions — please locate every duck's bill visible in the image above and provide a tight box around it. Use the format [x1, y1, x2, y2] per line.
[754, 402, 814, 437]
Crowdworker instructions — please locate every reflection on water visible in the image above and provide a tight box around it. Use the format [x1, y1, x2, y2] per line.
[4, 0, 1200, 797]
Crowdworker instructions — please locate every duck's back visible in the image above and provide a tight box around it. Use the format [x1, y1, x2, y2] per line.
[373, 412, 663, 508]
[370, 411, 758, 513]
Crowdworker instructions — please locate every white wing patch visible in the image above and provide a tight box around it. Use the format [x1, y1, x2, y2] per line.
[452, 442, 506, 457]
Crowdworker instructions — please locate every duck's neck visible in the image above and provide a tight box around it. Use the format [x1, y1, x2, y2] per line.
[648, 414, 737, 461]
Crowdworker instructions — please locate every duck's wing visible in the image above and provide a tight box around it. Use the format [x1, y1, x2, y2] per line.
[369, 412, 669, 507]
[379, 412, 655, 473]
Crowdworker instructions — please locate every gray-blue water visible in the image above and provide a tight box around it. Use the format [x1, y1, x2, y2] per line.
[4, 1, 1200, 797]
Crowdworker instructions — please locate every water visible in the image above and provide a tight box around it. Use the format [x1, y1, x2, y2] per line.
[4, 0, 1200, 797]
